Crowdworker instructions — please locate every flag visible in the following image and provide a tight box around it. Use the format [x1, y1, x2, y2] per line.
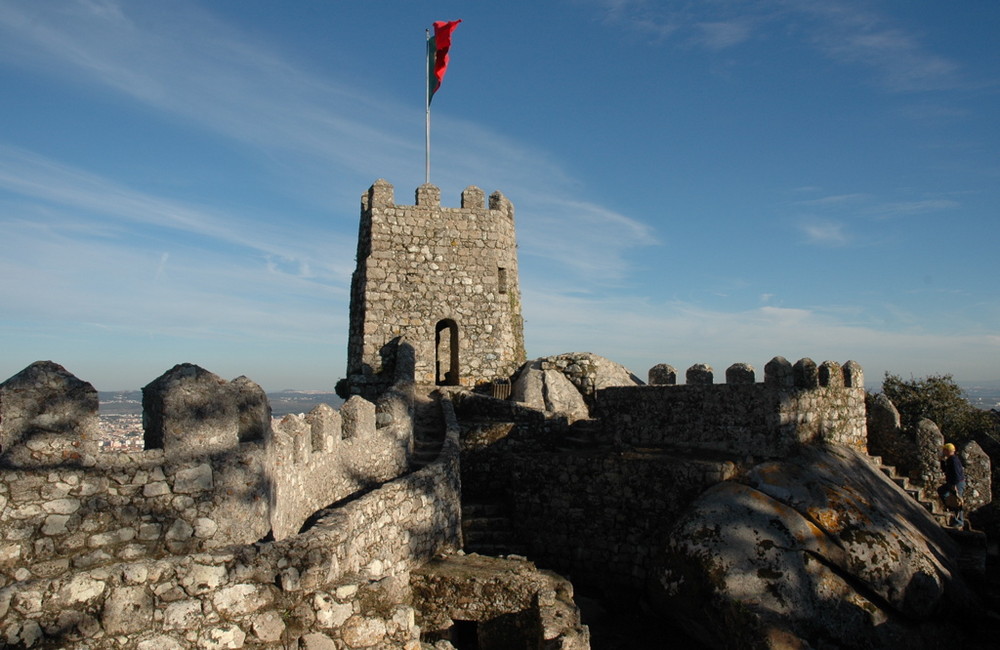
[428, 20, 461, 104]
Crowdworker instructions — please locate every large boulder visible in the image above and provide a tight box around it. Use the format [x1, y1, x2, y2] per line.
[651, 444, 981, 649]
[511, 353, 642, 421]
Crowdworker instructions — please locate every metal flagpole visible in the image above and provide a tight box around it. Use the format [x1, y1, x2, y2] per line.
[425, 28, 431, 185]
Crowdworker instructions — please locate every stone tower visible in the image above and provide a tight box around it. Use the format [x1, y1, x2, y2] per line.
[345, 180, 526, 396]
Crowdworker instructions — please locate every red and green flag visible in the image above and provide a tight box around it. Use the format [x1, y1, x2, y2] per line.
[428, 20, 461, 104]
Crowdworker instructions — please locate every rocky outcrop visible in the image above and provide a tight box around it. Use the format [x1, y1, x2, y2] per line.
[511, 353, 642, 421]
[651, 444, 982, 649]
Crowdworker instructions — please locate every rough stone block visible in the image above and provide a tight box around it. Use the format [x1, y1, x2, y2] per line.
[0, 361, 100, 455]
[341, 396, 376, 440]
[142, 364, 239, 455]
[725, 363, 755, 385]
[102, 585, 153, 634]
[686, 364, 714, 385]
[648, 364, 677, 385]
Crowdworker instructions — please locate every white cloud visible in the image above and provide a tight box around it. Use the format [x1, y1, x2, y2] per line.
[796, 217, 849, 246]
[588, 0, 965, 93]
[695, 21, 753, 50]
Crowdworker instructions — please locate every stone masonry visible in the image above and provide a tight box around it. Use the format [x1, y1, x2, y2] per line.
[346, 180, 526, 397]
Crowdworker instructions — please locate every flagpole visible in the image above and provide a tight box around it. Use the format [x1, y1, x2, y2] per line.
[425, 28, 431, 185]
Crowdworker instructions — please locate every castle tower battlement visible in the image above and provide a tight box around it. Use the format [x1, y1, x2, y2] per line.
[346, 180, 526, 396]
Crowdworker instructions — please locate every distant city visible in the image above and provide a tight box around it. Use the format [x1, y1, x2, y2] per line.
[97, 390, 343, 452]
[961, 382, 1000, 411]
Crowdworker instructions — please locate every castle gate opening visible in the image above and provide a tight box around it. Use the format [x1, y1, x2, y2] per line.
[436, 319, 460, 386]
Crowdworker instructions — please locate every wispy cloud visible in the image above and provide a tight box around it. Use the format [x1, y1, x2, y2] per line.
[695, 20, 753, 50]
[518, 195, 658, 284]
[793, 193, 869, 207]
[866, 199, 961, 219]
[0, 145, 354, 277]
[777, 0, 963, 93]
[0, 1, 418, 183]
[796, 217, 850, 246]
[784, 190, 962, 240]
[589, 0, 965, 93]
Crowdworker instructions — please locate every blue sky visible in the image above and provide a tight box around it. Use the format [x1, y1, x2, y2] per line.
[1, 1, 998, 391]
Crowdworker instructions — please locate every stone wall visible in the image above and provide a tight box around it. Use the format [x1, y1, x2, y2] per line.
[346, 180, 526, 395]
[0, 361, 100, 457]
[0, 359, 461, 648]
[0, 411, 462, 648]
[0, 354, 416, 584]
[457, 357, 865, 588]
[597, 357, 867, 457]
[412, 553, 590, 649]
[462, 441, 740, 588]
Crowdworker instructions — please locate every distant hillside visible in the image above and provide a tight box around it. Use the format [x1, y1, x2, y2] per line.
[98, 390, 344, 418]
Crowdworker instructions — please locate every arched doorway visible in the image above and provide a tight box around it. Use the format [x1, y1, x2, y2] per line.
[435, 319, 459, 386]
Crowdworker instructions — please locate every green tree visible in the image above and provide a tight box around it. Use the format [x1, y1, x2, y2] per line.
[881, 372, 996, 443]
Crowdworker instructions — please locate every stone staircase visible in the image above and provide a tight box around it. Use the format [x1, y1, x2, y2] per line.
[557, 417, 606, 448]
[865, 453, 988, 578]
[461, 500, 526, 557]
[867, 454, 951, 525]
[409, 386, 446, 470]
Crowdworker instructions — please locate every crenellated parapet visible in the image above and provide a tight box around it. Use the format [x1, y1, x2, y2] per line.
[0, 380, 461, 650]
[348, 180, 525, 396]
[597, 357, 867, 458]
[0, 351, 419, 582]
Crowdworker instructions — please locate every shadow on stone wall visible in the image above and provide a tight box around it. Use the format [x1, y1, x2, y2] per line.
[0, 350, 465, 648]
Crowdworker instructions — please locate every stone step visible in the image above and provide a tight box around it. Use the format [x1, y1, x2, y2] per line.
[461, 501, 524, 556]
[462, 529, 518, 545]
[463, 503, 507, 518]
[890, 475, 910, 489]
[462, 516, 511, 529]
[868, 457, 962, 532]
[413, 438, 444, 453]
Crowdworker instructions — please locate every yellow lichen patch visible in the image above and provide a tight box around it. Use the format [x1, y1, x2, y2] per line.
[754, 463, 793, 488]
[806, 506, 842, 532]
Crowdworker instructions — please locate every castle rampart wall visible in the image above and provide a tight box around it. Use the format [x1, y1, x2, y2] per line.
[0, 355, 459, 647]
[0, 396, 461, 647]
[0, 354, 417, 584]
[458, 357, 866, 589]
[461, 435, 739, 588]
[597, 357, 866, 457]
